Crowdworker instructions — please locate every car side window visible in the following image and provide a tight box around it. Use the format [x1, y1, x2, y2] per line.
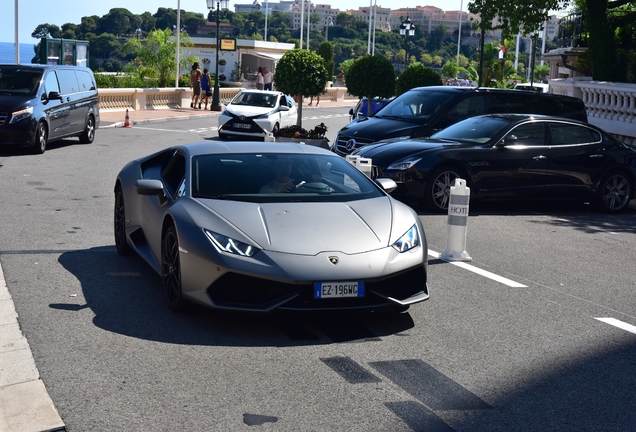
[507, 123, 547, 146]
[75, 70, 96, 91]
[43, 71, 61, 96]
[490, 92, 540, 114]
[548, 123, 601, 145]
[162, 151, 186, 199]
[56, 69, 80, 94]
[446, 95, 485, 123]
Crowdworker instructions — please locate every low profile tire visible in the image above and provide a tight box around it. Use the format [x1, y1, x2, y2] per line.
[425, 166, 465, 212]
[32, 121, 47, 154]
[272, 123, 280, 135]
[79, 115, 95, 144]
[162, 225, 187, 313]
[114, 186, 132, 255]
[596, 170, 632, 213]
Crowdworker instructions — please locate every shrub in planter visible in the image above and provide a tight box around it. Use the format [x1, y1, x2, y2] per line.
[274, 123, 329, 149]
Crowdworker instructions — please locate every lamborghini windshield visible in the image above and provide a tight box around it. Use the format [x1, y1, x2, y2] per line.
[192, 153, 385, 203]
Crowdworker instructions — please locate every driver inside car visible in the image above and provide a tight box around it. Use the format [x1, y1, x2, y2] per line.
[259, 157, 296, 193]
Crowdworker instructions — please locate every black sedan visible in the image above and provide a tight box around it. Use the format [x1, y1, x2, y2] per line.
[355, 114, 636, 213]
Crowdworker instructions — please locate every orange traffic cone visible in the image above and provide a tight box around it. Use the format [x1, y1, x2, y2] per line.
[123, 109, 132, 128]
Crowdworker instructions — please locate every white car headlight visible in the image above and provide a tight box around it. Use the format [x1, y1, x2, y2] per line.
[10, 107, 33, 124]
[256, 110, 276, 119]
[387, 156, 422, 171]
[392, 224, 420, 252]
[204, 229, 259, 257]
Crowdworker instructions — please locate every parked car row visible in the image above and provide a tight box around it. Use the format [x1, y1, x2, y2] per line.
[333, 87, 636, 214]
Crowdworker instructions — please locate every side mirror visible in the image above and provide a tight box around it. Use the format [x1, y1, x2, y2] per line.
[497, 134, 518, 147]
[349, 108, 354, 116]
[279, 105, 289, 111]
[135, 179, 164, 195]
[375, 178, 397, 193]
[47, 91, 63, 100]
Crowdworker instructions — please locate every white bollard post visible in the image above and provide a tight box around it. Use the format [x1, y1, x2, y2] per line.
[441, 178, 472, 262]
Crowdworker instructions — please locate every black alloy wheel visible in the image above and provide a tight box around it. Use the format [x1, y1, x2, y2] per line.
[426, 167, 464, 212]
[114, 186, 132, 255]
[162, 225, 187, 312]
[597, 171, 632, 213]
[79, 115, 95, 144]
[33, 122, 47, 154]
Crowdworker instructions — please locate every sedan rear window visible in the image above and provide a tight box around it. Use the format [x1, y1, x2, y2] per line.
[431, 116, 513, 144]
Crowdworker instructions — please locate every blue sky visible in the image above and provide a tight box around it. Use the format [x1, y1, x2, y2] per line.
[2, 0, 462, 44]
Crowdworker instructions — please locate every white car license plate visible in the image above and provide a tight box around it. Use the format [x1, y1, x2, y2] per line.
[233, 123, 251, 129]
[314, 281, 365, 299]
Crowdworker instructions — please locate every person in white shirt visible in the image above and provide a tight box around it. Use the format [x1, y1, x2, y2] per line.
[263, 67, 274, 91]
[260, 158, 295, 193]
[256, 66, 264, 90]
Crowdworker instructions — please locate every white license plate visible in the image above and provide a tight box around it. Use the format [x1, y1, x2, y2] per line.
[314, 281, 365, 299]
[233, 123, 251, 129]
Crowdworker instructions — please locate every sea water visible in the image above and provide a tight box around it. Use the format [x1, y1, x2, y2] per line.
[0, 42, 37, 64]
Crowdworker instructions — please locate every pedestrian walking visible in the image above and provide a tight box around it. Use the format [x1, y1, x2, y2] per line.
[263, 67, 273, 91]
[256, 66, 264, 90]
[190, 62, 202, 109]
[200, 68, 212, 110]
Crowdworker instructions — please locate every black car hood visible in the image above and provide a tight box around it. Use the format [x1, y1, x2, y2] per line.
[355, 139, 463, 166]
[0, 93, 32, 112]
[337, 116, 423, 140]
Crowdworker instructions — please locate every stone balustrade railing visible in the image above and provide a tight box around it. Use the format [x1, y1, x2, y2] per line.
[97, 87, 357, 112]
[549, 78, 636, 145]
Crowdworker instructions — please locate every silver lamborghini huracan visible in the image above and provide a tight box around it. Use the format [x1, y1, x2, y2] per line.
[113, 141, 429, 313]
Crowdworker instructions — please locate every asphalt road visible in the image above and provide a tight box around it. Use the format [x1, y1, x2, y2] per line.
[1, 108, 636, 431]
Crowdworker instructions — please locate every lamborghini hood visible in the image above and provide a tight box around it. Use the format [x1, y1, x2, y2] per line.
[199, 197, 396, 255]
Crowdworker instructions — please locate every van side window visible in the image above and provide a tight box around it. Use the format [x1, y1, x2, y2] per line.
[447, 95, 485, 123]
[43, 71, 61, 95]
[56, 69, 79, 94]
[490, 93, 540, 114]
[76, 70, 96, 91]
[549, 123, 601, 145]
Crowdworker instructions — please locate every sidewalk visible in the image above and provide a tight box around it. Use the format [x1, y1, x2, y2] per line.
[99, 100, 356, 128]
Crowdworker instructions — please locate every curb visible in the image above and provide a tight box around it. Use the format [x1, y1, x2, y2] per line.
[0, 265, 65, 432]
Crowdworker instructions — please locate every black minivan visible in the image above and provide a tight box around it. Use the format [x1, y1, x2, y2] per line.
[333, 86, 588, 156]
[0, 64, 100, 154]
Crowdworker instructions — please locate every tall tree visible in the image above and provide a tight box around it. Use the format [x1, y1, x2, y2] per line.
[345, 55, 396, 115]
[273, 49, 329, 126]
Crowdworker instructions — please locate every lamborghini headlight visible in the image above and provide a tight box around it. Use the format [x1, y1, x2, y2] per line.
[204, 229, 260, 257]
[387, 156, 422, 171]
[9, 106, 33, 124]
[392, 224, 420, 252]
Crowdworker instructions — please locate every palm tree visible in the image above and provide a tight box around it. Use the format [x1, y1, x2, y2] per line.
[121, 28, 197, 87]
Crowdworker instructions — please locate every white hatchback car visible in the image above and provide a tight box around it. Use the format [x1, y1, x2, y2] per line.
[218, 90, 297, 140]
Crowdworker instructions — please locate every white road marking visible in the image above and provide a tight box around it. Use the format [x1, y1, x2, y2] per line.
[594, 317, 636, 335]
[132, 126, 190, 133]
[428, 249, 527, 288]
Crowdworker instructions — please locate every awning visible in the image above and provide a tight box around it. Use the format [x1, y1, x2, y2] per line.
[246, 50, 285, 61]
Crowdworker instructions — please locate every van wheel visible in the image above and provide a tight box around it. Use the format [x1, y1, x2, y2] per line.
[79, 115, 95, 144]
[425, 166, 466, 213]
[32, 122, 47, 154]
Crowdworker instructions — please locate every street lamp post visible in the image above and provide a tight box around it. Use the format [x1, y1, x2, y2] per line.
[399, 17, 415, 71]
[207, 0, 228, 112]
